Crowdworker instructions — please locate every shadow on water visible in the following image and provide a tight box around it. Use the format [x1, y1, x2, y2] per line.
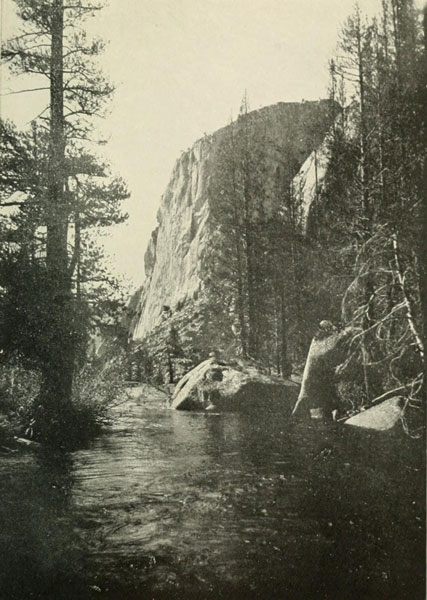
[0, 386, 425, 600]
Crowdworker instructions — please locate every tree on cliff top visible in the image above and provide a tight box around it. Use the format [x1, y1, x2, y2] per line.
[1, 0, 129, 444]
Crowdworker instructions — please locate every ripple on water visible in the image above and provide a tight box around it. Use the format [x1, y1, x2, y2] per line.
[0, 386, 424, 599]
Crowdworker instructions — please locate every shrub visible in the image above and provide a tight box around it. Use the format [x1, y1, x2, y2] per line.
[0, 352, 129, 448]
[64, 353, 129, 446]
[0, 362, 41, 439]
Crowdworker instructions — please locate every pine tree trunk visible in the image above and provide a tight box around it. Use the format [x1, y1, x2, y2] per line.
[236, 260, 247, 357]
[421, 7, 427, 402]
[274, 292, 281, 375]
[233, 213, 247, 357]
[280, 283, 291, 377]
[167, 350, 174, 384]
[356, 16, 375, 398]
[41, 0, 74, 430]
[246, 229, 258, 358]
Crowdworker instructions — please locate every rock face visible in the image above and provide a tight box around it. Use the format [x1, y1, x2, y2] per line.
[131, 137, 212, 339]
[129, 100, 337, 348]
[292, 324, 357, 419]
[344, 397, 405, 431]
[171, 358, 299, 412]
[293, 133, 330, 233]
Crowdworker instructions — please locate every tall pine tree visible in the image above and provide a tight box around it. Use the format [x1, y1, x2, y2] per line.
[1, 0, 129, 442]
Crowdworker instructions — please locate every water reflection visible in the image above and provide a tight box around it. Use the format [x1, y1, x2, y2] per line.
[0, 387, 424, 600]
[0, 449, 84, 599]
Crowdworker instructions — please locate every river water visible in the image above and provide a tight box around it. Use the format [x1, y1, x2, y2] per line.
[0, 385, 424, 600]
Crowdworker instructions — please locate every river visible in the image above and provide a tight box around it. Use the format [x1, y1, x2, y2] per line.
[0, 385, 424, 600]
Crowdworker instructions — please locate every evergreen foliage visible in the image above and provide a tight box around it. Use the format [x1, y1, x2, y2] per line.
[1, 0, 129, 445]
[313, 0, 425, 415]
[194, 0, 425, 420]
[206, 96, 339, 372]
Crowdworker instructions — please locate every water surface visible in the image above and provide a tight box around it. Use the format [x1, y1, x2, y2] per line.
[0, 386, 424, 599]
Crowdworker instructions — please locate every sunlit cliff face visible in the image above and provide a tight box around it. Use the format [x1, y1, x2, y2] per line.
[129, 100, 337, 343]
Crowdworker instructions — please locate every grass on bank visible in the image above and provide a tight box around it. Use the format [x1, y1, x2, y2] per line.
[0, 354, 128, 450]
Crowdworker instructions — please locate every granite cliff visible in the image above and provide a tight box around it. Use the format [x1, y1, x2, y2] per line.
[128, 100, 338, 378]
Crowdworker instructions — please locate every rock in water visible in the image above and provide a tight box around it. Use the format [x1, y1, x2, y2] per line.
[292, 324, 357, 419]
[344, 398, 405, 431]
[171, 359, 299, 412]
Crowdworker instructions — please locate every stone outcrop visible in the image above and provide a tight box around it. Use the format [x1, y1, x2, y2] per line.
[293, 134, 330, 233]
[292, 323, 357, 419]
[129, 100, 337, 349]
[344, 397, 405, 431]
[171, 358, 299, 412]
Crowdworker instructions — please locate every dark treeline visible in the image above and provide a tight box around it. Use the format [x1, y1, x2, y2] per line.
[205, 96, 337, 374]
[313, 0, 425, 416]
[0, 0, 129, 446]
[0, 0, 425, 445]
[202, 0, 425, 420]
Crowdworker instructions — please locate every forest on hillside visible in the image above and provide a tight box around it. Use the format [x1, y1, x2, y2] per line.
[0, 2, 425, 600]
[134, 1, 426, 431]
[0, 0, 426, 448]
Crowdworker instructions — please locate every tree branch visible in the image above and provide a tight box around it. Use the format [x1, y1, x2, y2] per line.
[392, 233, 424, 358]
[1, 87, 50, 96]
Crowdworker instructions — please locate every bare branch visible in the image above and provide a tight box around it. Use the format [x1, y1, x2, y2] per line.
[0, 201, 26, 207]
[392, 234, 424, 358]
[1, 86, 50, 96]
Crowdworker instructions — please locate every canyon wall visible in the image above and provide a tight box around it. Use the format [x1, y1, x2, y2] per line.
[128, 100, 338, 367]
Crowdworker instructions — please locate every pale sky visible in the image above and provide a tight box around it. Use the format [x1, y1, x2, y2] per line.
[1, 0, 422, 289]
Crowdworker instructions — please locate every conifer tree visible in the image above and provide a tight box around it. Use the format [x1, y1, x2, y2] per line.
[1, 0, 129, 442]
[323, 0, 424, 408]
[208, 95, 271, 361]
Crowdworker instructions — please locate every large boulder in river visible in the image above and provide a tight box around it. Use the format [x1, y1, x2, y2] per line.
[344, 397, 405, 431]
[292, 323, 358, 420]
[171, 358, 299, 412]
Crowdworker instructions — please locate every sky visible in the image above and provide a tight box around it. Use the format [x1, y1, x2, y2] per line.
[1, 0, 423, 289]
